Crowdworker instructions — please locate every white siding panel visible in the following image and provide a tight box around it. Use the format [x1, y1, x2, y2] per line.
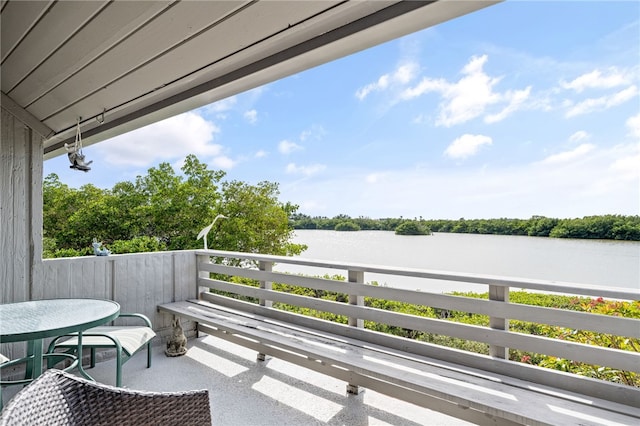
[0, 107, 43, 360]
[1, 107, 43, 305]
[2, 1, 109, 91]
[29, 0, 247, 120]
[35, 1, 336, 128]
[10, 1, 172, 106]
[0, 0, 52, 63]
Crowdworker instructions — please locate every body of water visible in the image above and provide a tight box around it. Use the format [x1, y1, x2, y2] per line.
[276, 230, 640, 294]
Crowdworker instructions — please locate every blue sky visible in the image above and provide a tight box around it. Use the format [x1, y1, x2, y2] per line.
[45, 1, 640, 220]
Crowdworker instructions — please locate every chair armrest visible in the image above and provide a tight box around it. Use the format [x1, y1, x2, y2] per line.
[117, 313, 153, 327]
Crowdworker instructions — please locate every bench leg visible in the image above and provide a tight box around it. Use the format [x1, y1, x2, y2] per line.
[346, 384, 360, 395]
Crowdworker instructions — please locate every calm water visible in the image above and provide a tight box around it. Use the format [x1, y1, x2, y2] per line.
[277, 230, 640, 294]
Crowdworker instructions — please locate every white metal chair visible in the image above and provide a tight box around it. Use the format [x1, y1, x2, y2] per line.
[47, 313, 155, 387]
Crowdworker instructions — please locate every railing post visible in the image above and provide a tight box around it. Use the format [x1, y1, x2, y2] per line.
[259, 261, 273, 308]
[194, 253, 212, 339]
[196, 254, 210, 300]
[346, 269, 364, 394]
[489, 284, 509, 359]
[257, 260, 273, 361]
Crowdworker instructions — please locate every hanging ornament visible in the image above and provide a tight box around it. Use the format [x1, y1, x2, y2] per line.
[64, 118, 92, 172]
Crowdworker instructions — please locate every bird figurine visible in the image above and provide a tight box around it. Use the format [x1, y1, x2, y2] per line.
[197, 214, 227, 250]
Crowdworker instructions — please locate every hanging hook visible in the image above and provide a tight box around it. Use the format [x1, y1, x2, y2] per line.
[96, 108, 105, 125]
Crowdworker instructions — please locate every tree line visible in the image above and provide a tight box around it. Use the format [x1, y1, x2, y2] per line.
[43, 154, 306, 258]
[289, 214, 640, 241]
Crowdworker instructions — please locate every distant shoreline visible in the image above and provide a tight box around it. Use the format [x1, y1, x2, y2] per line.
[290, 214, 640, 241]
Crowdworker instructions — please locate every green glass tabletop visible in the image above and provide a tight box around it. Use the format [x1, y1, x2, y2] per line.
[0, 299, 120, 343]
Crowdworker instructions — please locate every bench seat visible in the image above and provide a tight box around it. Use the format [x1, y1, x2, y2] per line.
[159, 299, 640, 426]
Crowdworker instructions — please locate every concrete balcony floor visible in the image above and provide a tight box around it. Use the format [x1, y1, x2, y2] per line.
[2, 334, 472, 425]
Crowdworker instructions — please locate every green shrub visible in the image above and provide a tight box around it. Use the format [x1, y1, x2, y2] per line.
[335, 221, 361, 231]
[109, 236, 167, 254]
[395, 221, 430, 235]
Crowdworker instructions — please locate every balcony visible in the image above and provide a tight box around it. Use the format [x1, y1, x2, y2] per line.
[1, 250, 639, 424]
[4, 333, 473, 425]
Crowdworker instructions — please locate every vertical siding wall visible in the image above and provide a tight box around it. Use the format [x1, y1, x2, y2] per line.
[37, 251, 197, 337]
[0, 107, 44, 360]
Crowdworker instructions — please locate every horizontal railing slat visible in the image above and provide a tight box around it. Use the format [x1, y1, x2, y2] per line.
[198, 250, 639, 300]
[194, 292, 640, 406]
[203, 262, 640, 337]
[199, 277, 640, 373]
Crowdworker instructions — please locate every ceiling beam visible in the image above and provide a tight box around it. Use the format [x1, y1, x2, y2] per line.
[1, 91, 54, 139]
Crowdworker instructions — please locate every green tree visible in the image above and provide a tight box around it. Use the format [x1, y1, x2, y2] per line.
[212, 180, 305, 256]
[335, 221, 360, 231]
[395, 221, 430, 235]
[527, 216, 559, 237]
[43, 154, 305, 257]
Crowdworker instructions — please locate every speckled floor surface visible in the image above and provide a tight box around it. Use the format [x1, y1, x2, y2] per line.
[2, 334, 473, 425]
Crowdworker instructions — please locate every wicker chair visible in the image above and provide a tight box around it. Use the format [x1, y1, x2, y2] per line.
[0, 369, 211, 426]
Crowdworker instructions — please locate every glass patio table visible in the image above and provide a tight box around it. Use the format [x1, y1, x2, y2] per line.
[0, 298, 120, 383]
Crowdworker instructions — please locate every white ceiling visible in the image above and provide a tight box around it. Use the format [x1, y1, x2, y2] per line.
[1, 0, 498, 159]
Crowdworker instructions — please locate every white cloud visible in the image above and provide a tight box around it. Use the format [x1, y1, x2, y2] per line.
[400, 76, 447, 101]
[255, 150, 268, 158]
[365, 173, 387, 184]
[626, 112, 640, 139]
[539, 144, 596, 165]
[211, 156, 235, 170]
[610, 146, 640, 178]
[569, 131, 590, 143]
[285, 163, 326, 176]
[355, 62, 418, 100]
[394, 62, 417, 84]
[400, 55, 530, 127]
[356, 75, 389, 100]
[244, 109, 258, 124]
[96, 112, 221, 167]
[280, 143, 639, 219]
[444, 134, 493, 160]
[278, 140, 302, 154]
[484, 86, 532, 124]
[412, 113, 429, 124]
[199, 96, 237, 116]
[561, 68, 631, 93]
[565, 85, 638, 118]
[299, 124, 326, 142]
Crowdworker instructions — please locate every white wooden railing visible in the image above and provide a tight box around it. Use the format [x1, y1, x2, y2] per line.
[3, 248, 638, 406]
[196, 249, 640, 406]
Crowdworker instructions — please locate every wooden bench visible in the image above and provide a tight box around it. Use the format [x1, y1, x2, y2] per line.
[158, 250, 640, 426]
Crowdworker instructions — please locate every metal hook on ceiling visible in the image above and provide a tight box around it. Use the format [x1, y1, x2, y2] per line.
[96, 108, 105, 125]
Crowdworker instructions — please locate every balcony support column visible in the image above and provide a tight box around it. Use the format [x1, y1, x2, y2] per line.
[0, 105, 44, 373]
[346, 269, 364, 394]
[489, 284, 509, 359]
[257, 260, 273, 361]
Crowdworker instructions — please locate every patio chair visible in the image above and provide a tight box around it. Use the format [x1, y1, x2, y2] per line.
[0, 369, 211, 426]
[47, 313, 155, 387]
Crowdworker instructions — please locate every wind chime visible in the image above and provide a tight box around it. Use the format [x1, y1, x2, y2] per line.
[64, 118, 92, 172]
